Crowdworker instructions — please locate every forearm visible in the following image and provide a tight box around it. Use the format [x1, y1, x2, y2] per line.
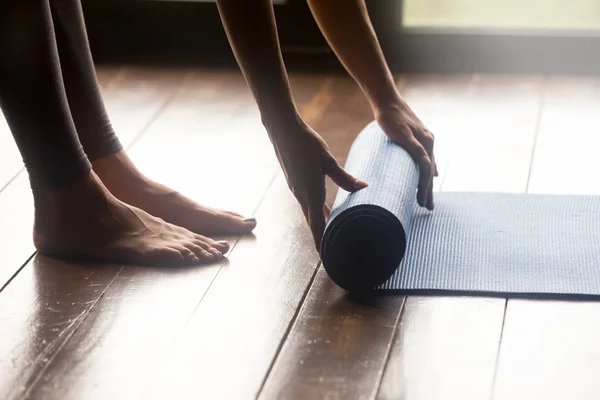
[216, 0, 301, 134]
[306, 0, 401, 110]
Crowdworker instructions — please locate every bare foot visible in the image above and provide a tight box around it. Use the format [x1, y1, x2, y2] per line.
[92, 151, 257, 236]
[33, 171, 230, 266]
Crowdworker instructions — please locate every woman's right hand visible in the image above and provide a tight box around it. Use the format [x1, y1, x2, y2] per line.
[269, 122, 368, 251]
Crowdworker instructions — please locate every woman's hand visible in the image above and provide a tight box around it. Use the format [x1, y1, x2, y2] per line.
[375, 99, 438, 210]
[270, 123, 368, 251]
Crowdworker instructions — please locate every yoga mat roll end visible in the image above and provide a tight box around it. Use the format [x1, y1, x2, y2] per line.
[320, 205, 407, 292]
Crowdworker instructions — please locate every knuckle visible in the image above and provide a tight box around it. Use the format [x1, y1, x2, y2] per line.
[420, 132, 435, 149]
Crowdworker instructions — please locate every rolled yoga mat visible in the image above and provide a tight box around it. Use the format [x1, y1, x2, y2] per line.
[321, 121, 600, 296]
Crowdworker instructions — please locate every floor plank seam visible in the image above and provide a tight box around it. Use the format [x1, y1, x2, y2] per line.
[122, 70, 194, 152]
[488, 299, 509, 400]
[21, 266, 125, 399]
[0, 251, 36, 294]
[436, 73, 477, 191]
[0, 168, 24, 195]
[254, 261, 323, 399]
[300, 76, 335, 123]
[372, 296, 408, 400]
[98, 65, 126, 92]
[167, 170, 281, 324]
[525, 76, 547, 193]
[250, 170, 281, 217]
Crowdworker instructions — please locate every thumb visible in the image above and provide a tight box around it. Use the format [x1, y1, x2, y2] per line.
[324, 158, 368, 193]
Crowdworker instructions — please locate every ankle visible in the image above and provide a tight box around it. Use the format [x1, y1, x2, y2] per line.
[33, 171, 110, 223]
[93, 151, 142, 181]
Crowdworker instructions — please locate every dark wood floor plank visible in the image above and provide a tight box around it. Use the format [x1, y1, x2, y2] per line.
[378, 297, 505, 400]
[441, 74, 542, 192]
[0, 256, 121, 400]
[99, 65, 192, 148]
[376, 74, 544, 400]
[260, 269, 405, 400]
[0, 67, 190, 400]
[135, 75, 333, 400]
[0, 175, 34, 292]
[493, 75, 600, 400]
[21, 71, 328, 400]
[142, 175, 320, 400]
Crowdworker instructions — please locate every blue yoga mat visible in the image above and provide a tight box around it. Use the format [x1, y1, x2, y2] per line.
[320, 121, 600, 296]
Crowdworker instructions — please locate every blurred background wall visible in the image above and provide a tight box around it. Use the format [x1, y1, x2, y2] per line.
[83, 0, 600, 74]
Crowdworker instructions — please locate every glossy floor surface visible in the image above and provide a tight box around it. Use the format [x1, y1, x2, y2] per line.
[1, 67, 600, 400]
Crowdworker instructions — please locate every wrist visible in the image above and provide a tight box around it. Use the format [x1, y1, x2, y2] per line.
[261, 109, 307, 139]
[361, 80, 404, 112]
[371, 92, 409, 118]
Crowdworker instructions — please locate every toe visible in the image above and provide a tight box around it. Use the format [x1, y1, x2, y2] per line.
[224, 210, 244, 218]
[221, 213, 257, 234]
[146, 246, 185, 265]
[206, 246, 223, 260]
[183, 242, 205, 259]
[199, 249, 215, 261]
[190, 239, 223, 262]
[193, 235, 230, 253]
[201, 212, 256, 235]
[172, 245, 200, 265]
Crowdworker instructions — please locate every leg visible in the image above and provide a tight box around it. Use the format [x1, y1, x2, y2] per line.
[49, 0, 257, 235]
[0, 0, 227, 265]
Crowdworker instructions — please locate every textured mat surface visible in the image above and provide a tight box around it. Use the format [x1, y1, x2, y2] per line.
[321, 121, 600, 296]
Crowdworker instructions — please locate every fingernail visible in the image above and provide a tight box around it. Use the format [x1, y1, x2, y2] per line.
[354, 179, 368, 190]
[217, 240, 229, 245]
[243, 217, 256, 223]
[216, 251, 222, 258]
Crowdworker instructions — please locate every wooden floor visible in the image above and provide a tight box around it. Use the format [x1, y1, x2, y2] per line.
[1, 67, 600, 400]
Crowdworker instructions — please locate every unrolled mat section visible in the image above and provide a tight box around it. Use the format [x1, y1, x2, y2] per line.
[321, 122, 600, 296]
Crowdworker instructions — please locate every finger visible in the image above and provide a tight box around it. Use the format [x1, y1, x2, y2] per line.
[398, 132, 433, 207]
[415, 128, 438, 178]
[426, 177, 434, 210]
[324, 157, 368, 193]
[323, 203, 331, 219]
[414, 129, 435, 159]
[302, 185, 327, 251]
[426, 134, 439, 177]
[309, 203, 327, 252]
